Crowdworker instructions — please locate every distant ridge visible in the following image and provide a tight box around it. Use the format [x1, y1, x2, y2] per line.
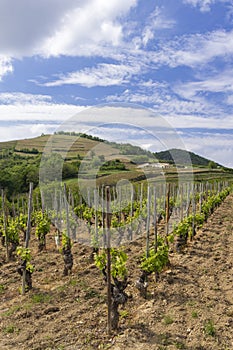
[154, 148, 221, 167]
[0, 134, 223, 168]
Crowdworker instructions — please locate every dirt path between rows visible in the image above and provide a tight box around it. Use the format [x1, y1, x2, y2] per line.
[112, 193, 233, 350]
[0, 193, 233, 350]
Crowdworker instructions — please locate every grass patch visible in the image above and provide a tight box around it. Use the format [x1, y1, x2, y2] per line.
[204, 320, 216, 336]
[69, 279, 78, 287]
[174, 341, 185, 349]
[119, 310, 129, 319]
[78, 279, 89, 291]
[97, 344, 113, 350]
[3, 324, 19, 334]
[186, 300, 196, 307]
[84, 288, 100, 300]
[163, 315, 174, 325]
[56, 284, 68, 293]
[31, 292, 51, 304]
[2, 305, 21, 317]
[158, 333, 172, 346]
[191, 311, 198, 318]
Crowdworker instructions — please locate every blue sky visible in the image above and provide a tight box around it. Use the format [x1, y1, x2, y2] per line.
[0, 0, 233, 167]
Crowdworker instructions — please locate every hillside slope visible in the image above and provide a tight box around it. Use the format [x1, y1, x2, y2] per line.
[0, 133, 220, 168]
[0, 194, 233, 350]
[154, 148, 221, 167]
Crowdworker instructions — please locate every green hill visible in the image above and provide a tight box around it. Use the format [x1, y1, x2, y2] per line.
[0, 134, 219, 168]
[154, 148, 221, 168]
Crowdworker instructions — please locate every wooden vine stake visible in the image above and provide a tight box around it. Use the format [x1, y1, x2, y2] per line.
[165, 183, 170, 244]
[12, 195, 16, 218]
[22, 182, 33, 295]
[106, 186, 112, 335]
[94, 188, 99, 253]
[129, 185, 134, 240]
[191, 183, 196, 240]
[53, 188, 60, 248]
[2, 189, 9, 262]
[153, 186, 159, 282]
[25, 183, 33, 248]
[102, 185, 106, 247]
[117, 185, 122, 226]
[180, 183, 184, 221]
[153, 186, 157, 253]
[139, 182, 143, 234]
[199, 182, 203, 213]
[146, 186, 151, 258]
[186, 182, 191, 217]
[64, 184, 70, 239]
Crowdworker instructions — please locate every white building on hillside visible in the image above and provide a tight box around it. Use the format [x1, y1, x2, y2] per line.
[137, 162, 170, 169]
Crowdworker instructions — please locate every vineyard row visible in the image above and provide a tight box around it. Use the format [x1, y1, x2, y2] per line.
[0, 179, 232, 331]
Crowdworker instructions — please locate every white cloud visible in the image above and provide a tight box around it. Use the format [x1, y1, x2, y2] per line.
[0, 0, 137, 58]
[106, 82, 216, 116]
[129, 6, 175, 49]
[29, 123, 54, 135]
[150, 7, 175, 29]
[85, 27, 233, 78]
[0, 0, 79, 56]
[44, 63, 141, 87]
[144, 29, 233, 69]
[0, 56, 13, 80]
[183, 0, 215, 12]
[0, 123, 58, 142]
[40, 0, 137, 57]
[106, 89, 165, 105]
[226, 94, 233, 105]
[1, 0, 232, 78]
[141, 80, 168, 88]
[181, 131, 233, 167]
[142, 27, 155, 47]
[141, 7, 175, 47]
[0, 101, 86, 122]
[156, 98, 217, 116]
[173, 69, 233, 108]
[183, 0, 233, 14]
[0, 92, 52, 105]
[165, 114, 233, 129]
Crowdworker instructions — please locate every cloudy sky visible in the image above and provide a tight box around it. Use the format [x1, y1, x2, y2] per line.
[0, 0, 233, 167]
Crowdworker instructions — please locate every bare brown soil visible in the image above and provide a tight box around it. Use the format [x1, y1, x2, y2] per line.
[1, 194, 233, 350]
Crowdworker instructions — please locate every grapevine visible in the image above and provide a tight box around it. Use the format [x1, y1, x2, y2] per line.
[6, 218, 20, 259]
[136, 236, 169, 298]
[61, 232, 73, 276]
[17, 213, 27, 240]
[34, 210, 50, 251]
[95, 248, 128, 330]
[16, 246, 34, 291]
